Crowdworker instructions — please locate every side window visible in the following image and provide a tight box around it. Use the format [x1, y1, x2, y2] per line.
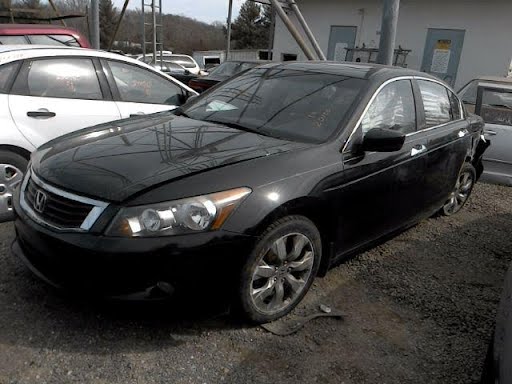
[361, 80, 416, 134]
[0, 35, 28, 44]
[0, 63, 18, 93]
[108, 61, 183, 105]
[28, 34, 80, 47]
[418, 80, 451, 128]
[479, 89, 512, 127]
[447, 90, 462, 120]
[13, 59, 103, 100]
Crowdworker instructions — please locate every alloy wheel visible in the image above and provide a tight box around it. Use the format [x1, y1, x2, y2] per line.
[0, 164, 24, 215]
[443, 169, 474, 215]
[250, 233, 315, 315]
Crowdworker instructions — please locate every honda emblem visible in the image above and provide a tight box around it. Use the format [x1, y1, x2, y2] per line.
[33, 190, 47, 213]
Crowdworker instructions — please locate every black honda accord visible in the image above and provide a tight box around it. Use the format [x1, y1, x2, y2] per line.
[12, 62, 488, 323]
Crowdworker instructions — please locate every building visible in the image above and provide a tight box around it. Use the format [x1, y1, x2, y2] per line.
[193, 49, 272, 69]
[271, 0, 512, 88]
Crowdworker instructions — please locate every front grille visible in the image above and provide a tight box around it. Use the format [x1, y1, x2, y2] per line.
[24, 177, 93, 229]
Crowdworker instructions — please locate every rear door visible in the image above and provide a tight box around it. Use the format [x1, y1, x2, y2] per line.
[475, 84, 512, 184]
[327, 26, 357, 62]
[336, 78, 428, 253]
[8, 57, 121, 148]
[415, 79, 470, 211]
[102, 59, 187, 118]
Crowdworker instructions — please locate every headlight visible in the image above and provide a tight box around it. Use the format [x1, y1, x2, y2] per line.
[106, 187, 251, 237]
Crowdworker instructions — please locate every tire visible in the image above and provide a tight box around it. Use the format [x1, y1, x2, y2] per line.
[237, 215, 321, 324]
[0, 150, 29, 222]
[439, 163, 476, 217]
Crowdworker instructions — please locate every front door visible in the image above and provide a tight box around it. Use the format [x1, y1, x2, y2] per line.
[327, 26, 357, 62]
[421, 29, 465, 87]
[334, 79, 428, 254]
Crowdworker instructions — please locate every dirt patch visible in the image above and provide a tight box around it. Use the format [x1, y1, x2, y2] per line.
[0, 183, 510, 383]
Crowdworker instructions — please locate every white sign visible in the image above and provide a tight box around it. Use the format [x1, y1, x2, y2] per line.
[334, 43, 348, 62]
[431, 49, 451, 74]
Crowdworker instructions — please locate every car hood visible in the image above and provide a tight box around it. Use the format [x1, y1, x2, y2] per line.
[32, 112, 306, 202]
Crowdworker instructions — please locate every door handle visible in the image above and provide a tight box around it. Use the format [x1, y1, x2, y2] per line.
[484, 130, 497, 136]
[411, 144, 427, 157]
[458, 128, 469, 138]
[27, 110, 56, 118]
[130, 112, 145, 117]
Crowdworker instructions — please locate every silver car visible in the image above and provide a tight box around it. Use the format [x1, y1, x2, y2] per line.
[459, 77, 512, 186]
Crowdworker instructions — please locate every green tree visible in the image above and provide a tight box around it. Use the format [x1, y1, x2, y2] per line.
[231, 1, 271, 49]
[99, 0, 118, 49]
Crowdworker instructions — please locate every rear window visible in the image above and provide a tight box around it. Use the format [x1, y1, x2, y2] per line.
[28, 34, 80, 47]
[0, 35, 27, 45]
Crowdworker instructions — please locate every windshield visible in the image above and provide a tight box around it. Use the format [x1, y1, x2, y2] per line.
[182, 68, 366, 143]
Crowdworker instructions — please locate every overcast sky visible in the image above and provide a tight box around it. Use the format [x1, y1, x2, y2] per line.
[113, 0, 245, 24]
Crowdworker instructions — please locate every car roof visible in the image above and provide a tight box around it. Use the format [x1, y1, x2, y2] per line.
[470, 76, 512, 84]
[0, 45, 196, 93]
[258, 61, 438, 82]
[0, 23, 81, 34]
[0, 45, 141, 64]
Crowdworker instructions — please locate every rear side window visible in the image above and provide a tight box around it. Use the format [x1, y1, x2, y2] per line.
[14, 58, 103, 100]
[108, 60, 183, 105]
[28, 34, 81, 47]
[0, 35, 28, 44]
[418, 80, 451, 128]
[361, 80, 416, 134]
[0, 63, 18, 93]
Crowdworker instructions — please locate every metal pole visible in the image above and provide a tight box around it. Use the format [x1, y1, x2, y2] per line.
[267, 7, 275, 60]
[376, 0, 400, 65]
[48, 0, 66, 26]
[141, 0, 145, 59]
[286, 0, 325, 60]
[152, 0, 157, 62]
[268, 0, 315, 60]
[108, 0, 130, 51]
[226, 0, 233, 61]
[90, 0, 100, 49]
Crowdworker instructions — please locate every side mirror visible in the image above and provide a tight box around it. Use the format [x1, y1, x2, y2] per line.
[362, 128, 406, 152]
[185, 94, 199, 104]
[184, 69, 191, 75]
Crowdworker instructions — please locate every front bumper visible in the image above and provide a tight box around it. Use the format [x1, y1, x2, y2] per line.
[12, 189, 256, 298]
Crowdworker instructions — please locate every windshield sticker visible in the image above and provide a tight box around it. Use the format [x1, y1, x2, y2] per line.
[206, 101, 238, 112]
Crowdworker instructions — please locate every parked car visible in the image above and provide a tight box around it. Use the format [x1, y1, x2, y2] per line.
[0, 24, 90, 48]
[137, 53, 201, 75]
[188, 60, 263, 93]
[147, 60, 197, 84]
[459, 77, 512, 185]
[481, 261, 512, 384]
[0, 45, 196, 221]
[12, 62, 488, 323]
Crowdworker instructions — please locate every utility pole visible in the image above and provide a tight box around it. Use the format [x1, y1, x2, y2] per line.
[376, 0, 400, 65]
[226, 0, 233, 61]
[90, 0, 100, 49]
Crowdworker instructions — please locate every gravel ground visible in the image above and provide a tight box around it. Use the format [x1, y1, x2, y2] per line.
[0, 182, 511, 384]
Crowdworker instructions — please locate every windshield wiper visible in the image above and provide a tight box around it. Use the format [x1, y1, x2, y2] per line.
[204, 119, 277, 138]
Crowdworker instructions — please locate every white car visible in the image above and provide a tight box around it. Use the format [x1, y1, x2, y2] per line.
[136, 53, 202, 75]
[0, 45, 197, 221]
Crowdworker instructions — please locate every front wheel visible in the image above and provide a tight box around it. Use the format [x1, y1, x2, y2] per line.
[237, 215, 321, 323]
[440, 163, 476, 216]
